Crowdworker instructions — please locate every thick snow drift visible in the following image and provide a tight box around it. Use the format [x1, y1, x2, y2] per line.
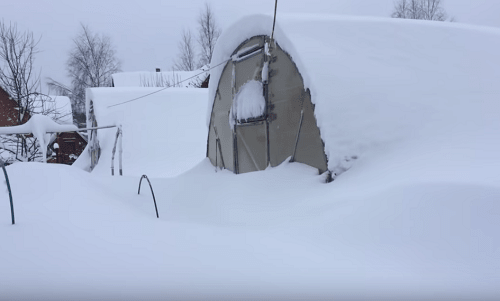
[1, 157, 499, 300]
[209, 15, 500, 175]
[79, 87, 208, 177]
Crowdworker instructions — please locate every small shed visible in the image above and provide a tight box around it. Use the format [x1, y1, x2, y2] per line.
[0, 88, 84, 164]
[47, 131, 87, 165]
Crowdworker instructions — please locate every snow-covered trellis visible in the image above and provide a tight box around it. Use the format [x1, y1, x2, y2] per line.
[0, 115, 121, 173]
[0, 115, 77, 163]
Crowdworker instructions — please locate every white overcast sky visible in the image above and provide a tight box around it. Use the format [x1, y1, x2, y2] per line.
[1, 0, 500, 87]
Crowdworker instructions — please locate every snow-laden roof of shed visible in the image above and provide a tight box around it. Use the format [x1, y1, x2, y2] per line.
[209, 14, 500, 174]
[112, 69, 208, 88]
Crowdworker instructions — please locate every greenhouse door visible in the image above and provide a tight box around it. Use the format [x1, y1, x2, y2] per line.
[231, 36, 268, 174]
[235, 121, 268, 174]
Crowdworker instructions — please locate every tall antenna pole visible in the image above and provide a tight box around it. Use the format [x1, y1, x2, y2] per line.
[271, 0, 278, 41]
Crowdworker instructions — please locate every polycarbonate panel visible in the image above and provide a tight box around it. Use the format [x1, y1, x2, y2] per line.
[267, 43, 306, 167]
[208, 61, 234, 171]
[235, 52, 265, 91]
[207, 124, 217, 165]
[236, 121, 267, 173]
[267, 42, 327, 173]
[293, 90, 328, 174]
[231, 36, 264, 58]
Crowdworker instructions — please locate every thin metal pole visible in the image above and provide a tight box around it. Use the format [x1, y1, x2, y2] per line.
[216, 138, 225, 169]
[118, 126, 123, 176]
[3, 125, 118, 136]
[271, 0, 278, 41]
[111, 127, 120, 175]
[290, 110, 304, 162]
[46, 125, 117, 134]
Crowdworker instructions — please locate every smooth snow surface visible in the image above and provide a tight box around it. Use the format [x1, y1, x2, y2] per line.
[2, 15, 500, 300]
[79, 87, 208, 177]
[229, 80, 266, 127]
[209, 14, 500, 174]
[1, 158, 499, 300]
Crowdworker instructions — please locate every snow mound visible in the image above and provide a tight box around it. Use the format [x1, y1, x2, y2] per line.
[209, 14, 500, 175]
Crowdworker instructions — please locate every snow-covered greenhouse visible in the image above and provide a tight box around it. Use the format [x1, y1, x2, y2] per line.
[207, 15, 330, 179]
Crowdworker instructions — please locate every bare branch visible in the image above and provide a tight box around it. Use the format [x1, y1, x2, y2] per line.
[391, 0, 449, 21]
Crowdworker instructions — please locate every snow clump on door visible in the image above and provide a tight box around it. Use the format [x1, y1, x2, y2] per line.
[229, 80, 266, 128]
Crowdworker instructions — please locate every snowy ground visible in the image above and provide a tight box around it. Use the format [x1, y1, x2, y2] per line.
[1, 159, 499, 300]
[2, 16, 500, 300]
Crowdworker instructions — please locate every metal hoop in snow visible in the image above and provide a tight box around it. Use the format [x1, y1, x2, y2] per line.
[0, 160, 14, 225]
[138, 175, 159, 218]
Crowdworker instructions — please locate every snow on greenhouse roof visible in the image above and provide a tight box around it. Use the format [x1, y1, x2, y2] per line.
[208, 14, 500, 174]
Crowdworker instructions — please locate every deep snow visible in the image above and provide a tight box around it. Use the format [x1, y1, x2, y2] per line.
[1, 158, 499, 300]
[209, 14, 500, 175]
[1, 15, 500, 300]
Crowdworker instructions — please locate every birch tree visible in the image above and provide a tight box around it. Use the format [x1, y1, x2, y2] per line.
[48, 24, 121, 119]
[173, 29, 196, 71]
[197, 3, 221, 66]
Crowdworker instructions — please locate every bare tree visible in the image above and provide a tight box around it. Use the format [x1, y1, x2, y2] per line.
[47, 24, 121, 120]
[0, 21, 40, 125]
[392, 0, 448, 21]
[0, 21, 58, 162]
[197, 3, 221, 66]
[173, 29, 197, 71]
